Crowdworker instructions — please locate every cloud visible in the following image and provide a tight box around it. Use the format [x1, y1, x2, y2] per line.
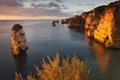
[31, 3, 46, 8]
[54, 0, 63, 3]
[78, 3, 83, 6]
[18, 0, 63, 4]
[78, 3, 95, 7]
[0, 0, 70, 18]
[31, 2, 60, 9]
[0, 0, 23, 7]
[61, 5, 69, 9]
[48, 2, 60, 9]
[85, 3, 95, 6]
[31, 1, 69, 10]
[76, 10, 83, 14]
[0, 7, 68, 17]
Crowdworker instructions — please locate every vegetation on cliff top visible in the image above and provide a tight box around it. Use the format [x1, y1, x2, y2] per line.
[15, 53, 90, 80]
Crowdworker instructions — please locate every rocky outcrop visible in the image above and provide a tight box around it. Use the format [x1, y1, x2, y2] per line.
[11, 24, 28, 56]
[52, 20, 59, 26]
[61, 19, 69, 24]
[85, 1, 120, 48]
[64, 1, 120, 49]
[65, 15, 86, 28]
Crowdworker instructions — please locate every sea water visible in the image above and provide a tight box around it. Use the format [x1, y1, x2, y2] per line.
[0, 20, 120, 80]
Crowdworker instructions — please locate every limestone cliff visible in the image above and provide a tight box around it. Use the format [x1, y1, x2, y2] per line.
[85, 1, 120, 48]
[62, 15, 86, 28]
[64, 1, 120, 49]
[11, 24, 28, 56]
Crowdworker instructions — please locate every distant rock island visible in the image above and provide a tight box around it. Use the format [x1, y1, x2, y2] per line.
[52, 20, 59, 26]
[63, 0, 120, 49]
[11, 24, 28, 56]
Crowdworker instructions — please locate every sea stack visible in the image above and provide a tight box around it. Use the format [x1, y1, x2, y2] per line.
[11, 24, 28, 56]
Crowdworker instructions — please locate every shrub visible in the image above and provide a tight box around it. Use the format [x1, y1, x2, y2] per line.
[15, 53, 90, 80]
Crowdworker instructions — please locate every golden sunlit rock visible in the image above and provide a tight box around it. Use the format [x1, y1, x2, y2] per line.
[64, 1, 120, 49]
[85, 1, 120, 48]
[11, 24, 28, 56]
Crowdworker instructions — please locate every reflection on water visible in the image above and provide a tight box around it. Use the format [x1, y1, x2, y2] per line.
[1, 20, 120, 80]
[13, 54, 27, 70]
[85, 36, 120, 80]
[85, 37, 110, 75]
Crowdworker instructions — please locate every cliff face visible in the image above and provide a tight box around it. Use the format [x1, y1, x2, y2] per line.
[64, 1, 120, 48]
[11, 24, 28, 56]
[62, 15, 87, 28]
[85, 1, 120, 48]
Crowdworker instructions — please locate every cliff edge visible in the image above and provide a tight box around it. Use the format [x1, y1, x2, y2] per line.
[64, 1, 120, 49]
[85, 1, 120, 48]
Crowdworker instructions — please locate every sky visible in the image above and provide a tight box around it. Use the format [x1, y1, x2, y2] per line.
[0, 0, 117, 20]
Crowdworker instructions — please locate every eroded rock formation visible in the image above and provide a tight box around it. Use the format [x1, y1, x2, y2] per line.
[64, 1, 120, 49]
[85, 1, 120, 48]
[11, 24, 28, 56]
[62, 15, 86, 28]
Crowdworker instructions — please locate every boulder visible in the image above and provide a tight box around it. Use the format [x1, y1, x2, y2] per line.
[11, 24, 28, 56]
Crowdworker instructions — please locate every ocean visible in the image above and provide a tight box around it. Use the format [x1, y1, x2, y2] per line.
[0, 20, 120, 80]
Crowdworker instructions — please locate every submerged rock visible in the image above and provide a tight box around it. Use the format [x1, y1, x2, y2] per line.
[11, 24, 28, 56]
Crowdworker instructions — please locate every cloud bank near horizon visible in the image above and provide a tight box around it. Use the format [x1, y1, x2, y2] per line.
[0, 0, 117, 20]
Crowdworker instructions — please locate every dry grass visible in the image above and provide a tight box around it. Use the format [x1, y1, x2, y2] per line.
[15, 53, 90, 80]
